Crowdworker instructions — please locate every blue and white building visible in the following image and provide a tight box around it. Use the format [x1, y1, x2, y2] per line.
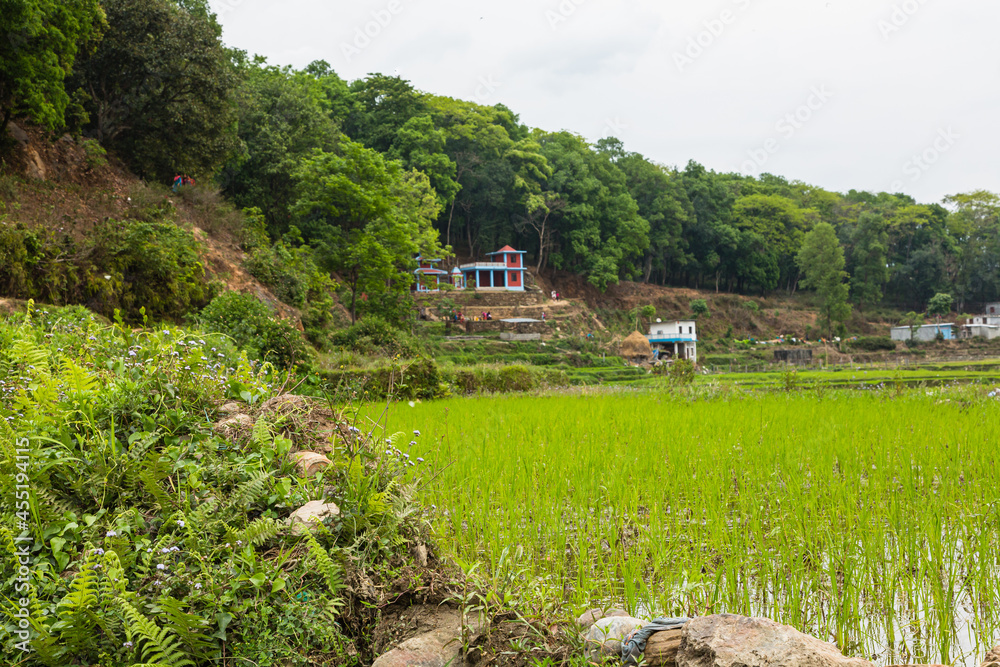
[648, 320, 698, 364]
[459, 246, 527, 292]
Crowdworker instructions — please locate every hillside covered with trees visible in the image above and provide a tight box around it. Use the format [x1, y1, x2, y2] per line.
[3, 0, 1000, 332]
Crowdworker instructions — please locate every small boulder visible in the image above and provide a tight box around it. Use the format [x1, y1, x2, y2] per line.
[372, 627, 463, 667]
[585, 615, 645, 657]
[217, 402, 243, 416]
[411, 542, 429, 567]
[645, 628, 683, 666]
[984, 645, 1000, 667]
[25, 147, 46, 180]
[6, 122, 29, 143]
[214, 414, 252, 441]
[576, 607, 631, 630]
[678, 615, 874, 667]
[290, 451, 331, 477]
[287, 501, 340, 536]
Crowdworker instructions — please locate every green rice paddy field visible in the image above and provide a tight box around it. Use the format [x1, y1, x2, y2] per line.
[371, 388, 1000, 666]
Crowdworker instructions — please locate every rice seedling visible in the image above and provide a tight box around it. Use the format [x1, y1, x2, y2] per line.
[378, 387, 1000, 666]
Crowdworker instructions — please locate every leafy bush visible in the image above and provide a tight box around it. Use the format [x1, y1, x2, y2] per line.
[744, 300, 760, 313]
[331, 317, 418, 358]
[668, 359, 696, 385]
[691, 299, 710, 317]
[848, 336, 897, 352]
[199, 291, 311, 369]
[80, 138, 108, 169]
[0, 218, 211, 322]
[244, 239, 338, 346]
[448, 365, 569, 395]
[317, 357, 445, 400]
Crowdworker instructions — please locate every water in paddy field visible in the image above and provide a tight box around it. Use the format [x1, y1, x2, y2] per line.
[368, 390, 1000, 667]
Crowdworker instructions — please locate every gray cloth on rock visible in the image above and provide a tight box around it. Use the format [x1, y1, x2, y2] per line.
[621, 616, 689, 666]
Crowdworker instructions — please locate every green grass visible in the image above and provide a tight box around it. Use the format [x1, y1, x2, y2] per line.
[377, 388, 1000, 666]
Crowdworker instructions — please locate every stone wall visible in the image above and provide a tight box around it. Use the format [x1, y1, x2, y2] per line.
[774, 349, 814, 365]
[463, 319, 548, 335]
[415, 290, 547, 308]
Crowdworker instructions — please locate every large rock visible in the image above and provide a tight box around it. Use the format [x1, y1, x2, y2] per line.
[585, 615, 645, 657]
[645, 628, 684, 666]
[576, 607, 631, 630]
[6, 122, 29, 143]
[677, 615, 874, 667]
[372, 627, 464, 667]
[287, 501, 340, 536]
[984, 645, 1000, 667]
[374, 605, 479, 667]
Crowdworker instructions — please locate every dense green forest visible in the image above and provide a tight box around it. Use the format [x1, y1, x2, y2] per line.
[4, 0, 1000, 326]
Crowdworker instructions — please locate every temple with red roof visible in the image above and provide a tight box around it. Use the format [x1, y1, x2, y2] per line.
[459, 246, 527, 292]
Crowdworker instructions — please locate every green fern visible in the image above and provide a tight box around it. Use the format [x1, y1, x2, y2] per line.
[303, 532, 344, 599]
[225, 517, 283, 547]
[155, 597, 214, 659]
[138, 453, 177, 510]
[47, 549, 104, 655]
[61, 357, 98, 397]
[128, 429, 163, 462]
[227, 469, 273, 510]
[118, 599, 195, 667]
[251, 416, 273, 450]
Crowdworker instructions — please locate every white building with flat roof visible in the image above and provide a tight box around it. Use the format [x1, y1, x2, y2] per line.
[647, 320, 697, 364]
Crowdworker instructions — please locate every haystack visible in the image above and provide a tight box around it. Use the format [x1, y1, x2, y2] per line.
[621, 330, 653, 364]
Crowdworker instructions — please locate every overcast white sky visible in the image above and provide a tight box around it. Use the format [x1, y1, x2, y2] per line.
[212, 0, 998, 205]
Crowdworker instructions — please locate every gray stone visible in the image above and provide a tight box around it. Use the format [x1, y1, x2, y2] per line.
[217, 402, 243, 416]
[411, 542, 428, 567]
[372, 627, 463, 667]
[374, 606, 479, 667]
[6, 122, 28, 143]
[677, 615, 874, 667]
[576, 607, 631, 630]
[585, 615, 645, 657]
[287, 501, 340, 536]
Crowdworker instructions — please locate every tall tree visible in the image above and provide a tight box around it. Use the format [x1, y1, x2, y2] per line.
[344, 74, 427, 154]
[538, 131, 648, 290]
[218, 59, 341, 233]
[291, 137, 446, 322]
[797, 222, 851, 337]
[944, 191, 1000, 310]
[0, 0, 104, 133]
[72, 0, 237, 180]
[849, 212, 889, 309]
